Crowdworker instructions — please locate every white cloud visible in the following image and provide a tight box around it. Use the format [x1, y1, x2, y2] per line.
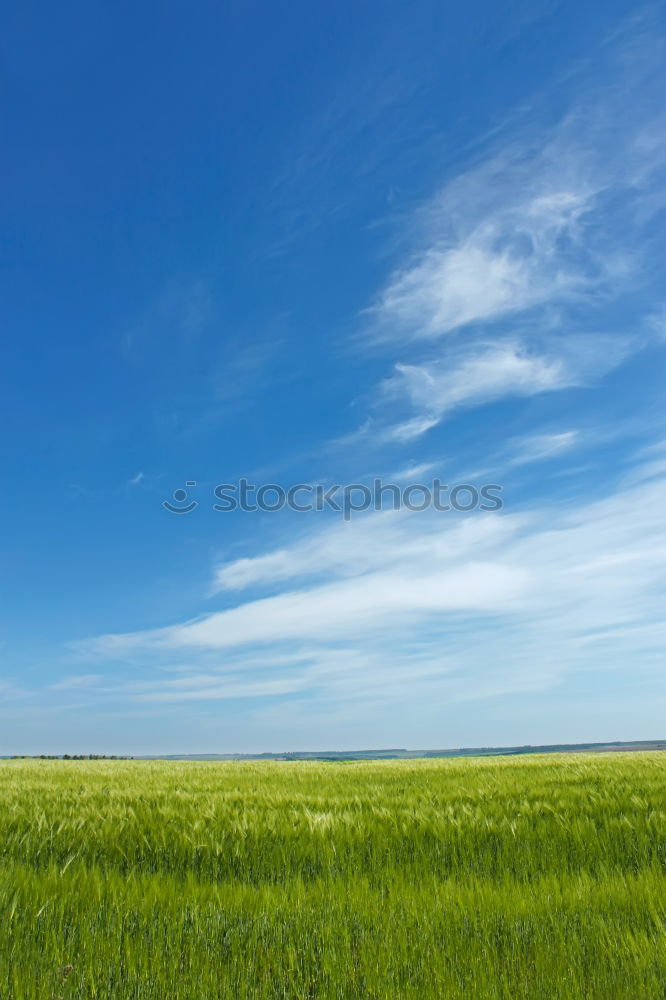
[366, 31, 666, 350]
[378, 335, 630, 441]
[211, 505, 516, 593]
[506, 431, 579, 467]
[77, 464, 666, 717]
[62, 468, 665, 742]
[135, 676, 304, 703]
[370, 187, 594, 342]
[94, 558, 526, 656]
[389, 461, 439, 481]
[380, 414, 441, 444]
[345, 43, 666, 450]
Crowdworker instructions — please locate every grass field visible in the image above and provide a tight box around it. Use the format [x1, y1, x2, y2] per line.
[0, 754, 664, 999]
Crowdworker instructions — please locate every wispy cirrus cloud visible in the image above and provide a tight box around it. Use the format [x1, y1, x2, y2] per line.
[369, 188, 596, 344]
[71, 459, 666, 722]
[345, 27, 666, 448]
[366, 28, 666, 349]
[378, 334, 632, 442]
[505, 430, 579, 467]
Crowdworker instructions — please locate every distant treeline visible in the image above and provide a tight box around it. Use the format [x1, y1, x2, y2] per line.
[10, 754, 134, 760]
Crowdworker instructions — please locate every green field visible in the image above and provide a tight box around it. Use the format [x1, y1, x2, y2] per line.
[1, 755, 664, 999]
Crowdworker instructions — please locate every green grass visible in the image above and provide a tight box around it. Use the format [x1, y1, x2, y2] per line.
[0, 754, 664, 998]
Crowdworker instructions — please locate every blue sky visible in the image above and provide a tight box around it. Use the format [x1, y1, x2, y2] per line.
[2, 0, 665, 753]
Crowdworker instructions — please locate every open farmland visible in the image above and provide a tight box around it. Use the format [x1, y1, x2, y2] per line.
[1, 755, 664, 999]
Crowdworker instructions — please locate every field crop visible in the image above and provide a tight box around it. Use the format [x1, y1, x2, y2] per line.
[0, 754, 664, 999]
